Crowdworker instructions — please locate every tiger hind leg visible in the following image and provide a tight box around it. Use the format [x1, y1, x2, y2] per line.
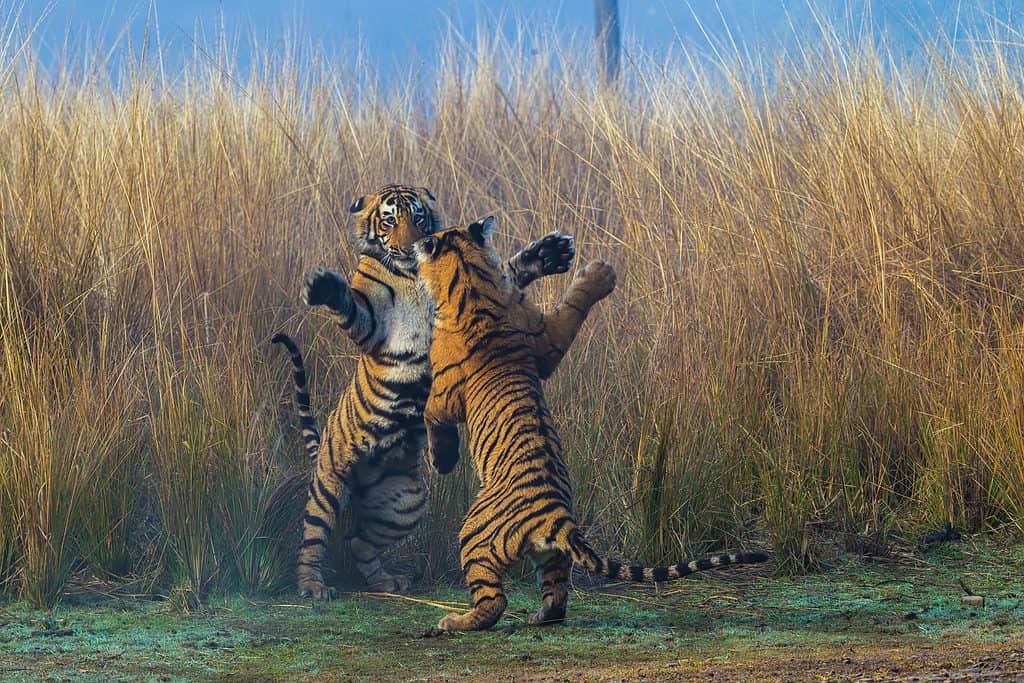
[528, 548, 571, 625]
[438, 514, 510, 631]
[348, 471, 427, 593]
[297, 465, 348, 600]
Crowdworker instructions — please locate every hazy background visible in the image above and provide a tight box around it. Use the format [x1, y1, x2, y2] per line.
[12, 1, 1024, 79]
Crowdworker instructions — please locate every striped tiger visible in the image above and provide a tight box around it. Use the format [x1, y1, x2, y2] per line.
[276, 185, 578, 600]
[414, 216, 769, 632]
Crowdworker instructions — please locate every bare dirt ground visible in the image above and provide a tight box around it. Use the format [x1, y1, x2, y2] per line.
[507, 640, 1024, 682]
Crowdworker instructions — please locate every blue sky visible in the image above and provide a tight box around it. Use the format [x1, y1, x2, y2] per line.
[10, 1, 1022, 76]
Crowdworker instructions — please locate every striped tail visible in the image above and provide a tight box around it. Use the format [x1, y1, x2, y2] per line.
[562, 526, 768, 582]
[272, 333, 321, 462]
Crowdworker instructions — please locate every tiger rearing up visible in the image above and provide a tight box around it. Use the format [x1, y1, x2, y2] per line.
[277, 185, 582, 600]
[415, 217, 769, 632]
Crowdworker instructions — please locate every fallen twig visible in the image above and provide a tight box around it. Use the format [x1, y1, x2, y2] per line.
[354, 592, 468, 612]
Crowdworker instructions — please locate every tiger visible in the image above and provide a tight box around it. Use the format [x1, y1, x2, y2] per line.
[414, 216, 770, 632]
[275, 184, 582, 600]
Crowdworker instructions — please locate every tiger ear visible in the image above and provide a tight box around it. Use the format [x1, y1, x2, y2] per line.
[419, 187, 436, 203]
[415, 235, 441, 261]
[468, 216, 495, 245]
[349, 195, 367, 213]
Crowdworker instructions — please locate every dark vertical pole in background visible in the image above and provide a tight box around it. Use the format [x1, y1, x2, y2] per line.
[594, 0, 621, 84]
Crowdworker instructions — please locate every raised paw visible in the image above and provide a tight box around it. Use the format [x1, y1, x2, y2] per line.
[575, 259, 616, 301]
[302, 268, 349, 310]
[298, 578, 336, 601]
[532, 232, 575, 277]
[510, 232, 575, 289]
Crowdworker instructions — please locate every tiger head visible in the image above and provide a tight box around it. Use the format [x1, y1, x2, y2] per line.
[413, 216, 510, 310]
[349, 185, 442, 271]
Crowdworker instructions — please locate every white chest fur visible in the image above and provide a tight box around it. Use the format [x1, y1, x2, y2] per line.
[384, 277, 434, 355]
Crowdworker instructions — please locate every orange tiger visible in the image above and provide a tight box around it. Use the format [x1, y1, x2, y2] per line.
[415, 217, 769, 631]
[275, 185, 578, 599]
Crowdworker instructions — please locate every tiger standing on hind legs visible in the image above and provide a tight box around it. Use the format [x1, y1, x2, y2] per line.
[275, 184, 584, 600]
[414, 216, 770, 632]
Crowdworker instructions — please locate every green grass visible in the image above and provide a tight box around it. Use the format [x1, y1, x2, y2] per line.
[0, 539, 1022, 681]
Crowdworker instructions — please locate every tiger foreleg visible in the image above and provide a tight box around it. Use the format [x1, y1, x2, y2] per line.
[303, 268, 381, 351]
[505, 231, 575, 289]
[535, 259, 617, 378]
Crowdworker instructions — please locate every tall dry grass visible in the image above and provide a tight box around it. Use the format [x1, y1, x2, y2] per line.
[2, 18, 1024, 605]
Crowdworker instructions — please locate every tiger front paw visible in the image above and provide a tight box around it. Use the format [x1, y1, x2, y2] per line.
[575, 260, 616, 302]
[303, 268, 350, 311]
[532, 232, 575, 277]
[511, 232, 575, 288]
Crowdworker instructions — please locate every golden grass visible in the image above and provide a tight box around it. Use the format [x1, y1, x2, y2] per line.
[2, 18, 1024, 605]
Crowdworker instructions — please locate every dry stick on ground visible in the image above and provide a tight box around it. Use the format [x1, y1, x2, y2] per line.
[352, 592, 470, 612]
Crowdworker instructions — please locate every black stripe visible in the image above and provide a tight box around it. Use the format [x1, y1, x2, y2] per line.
[361, 516, 418, 533]
[350, 290, 378, 344]
[316, 478, 341, 512]
[446, 268, 461, 301]
[303, 514, 331, 530]
[356, 268, 397, 304]
[467, 262, 496, 284]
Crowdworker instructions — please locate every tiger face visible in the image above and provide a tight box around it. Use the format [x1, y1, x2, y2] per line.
[413, 216, 505, 307]
[349, 185, 441, 271]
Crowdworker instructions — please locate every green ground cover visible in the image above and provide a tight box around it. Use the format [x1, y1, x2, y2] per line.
[1, 539, 1022, 681]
